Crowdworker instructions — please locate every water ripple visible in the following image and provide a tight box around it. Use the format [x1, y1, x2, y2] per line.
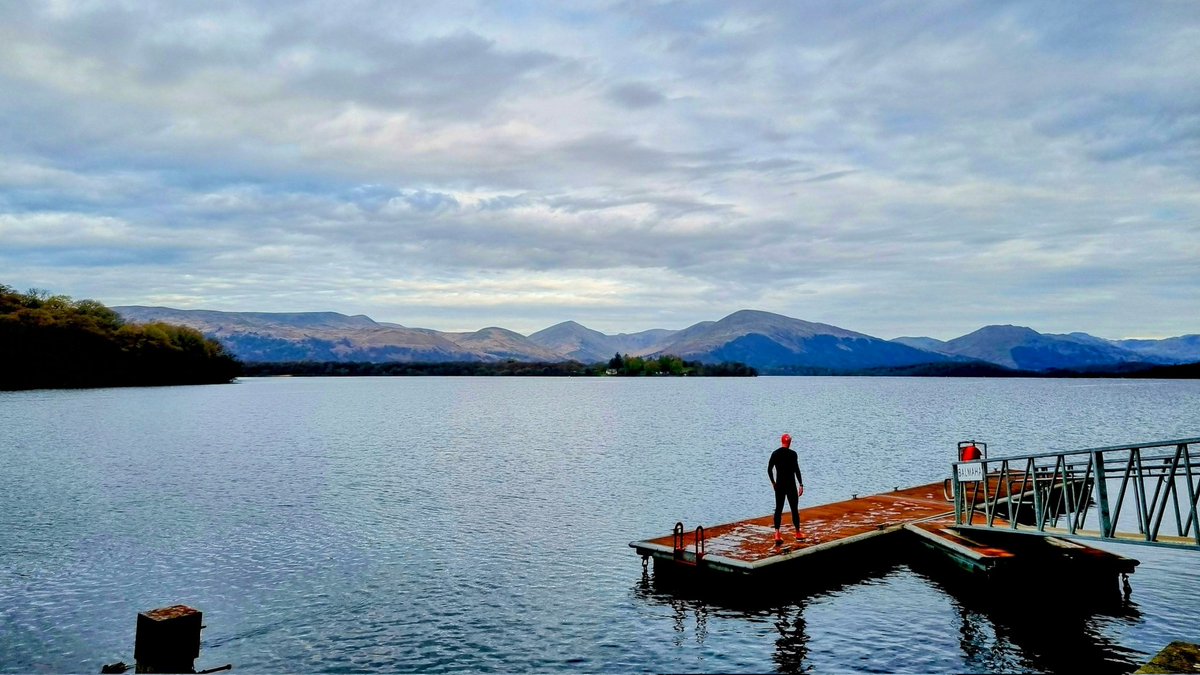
[2, 377, 1199, 672]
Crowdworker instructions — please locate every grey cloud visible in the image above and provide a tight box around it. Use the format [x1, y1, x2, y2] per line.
[2, 3, 566, 123]
[384, 190, 461, 215]
[800, 170, 857, 183]
[554, 134, 686, 176]
[282, 30, 563, 117]
[2, 1, 1198, 338]
[606, 82, 666, 109]
[544, 192, 734, 218]
[476, 194, 535, 211]
[3, 246, 187, 269]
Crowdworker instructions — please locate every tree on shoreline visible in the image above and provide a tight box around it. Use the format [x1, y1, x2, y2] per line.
[0, 284, 241, 390]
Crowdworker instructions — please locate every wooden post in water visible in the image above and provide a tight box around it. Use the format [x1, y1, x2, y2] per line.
[133, 605, 202, 674]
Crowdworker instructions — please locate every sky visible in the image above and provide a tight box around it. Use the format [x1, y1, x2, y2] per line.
[1, 1, 1198, 339]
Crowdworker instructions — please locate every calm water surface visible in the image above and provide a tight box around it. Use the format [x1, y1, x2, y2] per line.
[2, 376, 1199, 673]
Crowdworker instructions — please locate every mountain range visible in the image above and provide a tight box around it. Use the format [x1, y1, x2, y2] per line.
[113, 306, 1200, 373]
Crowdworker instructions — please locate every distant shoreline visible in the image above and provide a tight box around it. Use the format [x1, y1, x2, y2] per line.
[238, 360, 757, 377]
[237, 360, 1200, 379]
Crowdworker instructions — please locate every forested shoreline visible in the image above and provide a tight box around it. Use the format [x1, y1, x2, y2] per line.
[240, 357, 758, 377]
[0, 285, 241, 390]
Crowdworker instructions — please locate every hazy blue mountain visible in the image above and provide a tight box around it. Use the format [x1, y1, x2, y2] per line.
[1114, 335, 1200, 364]
[115, 306, 488, 363]
[611, 328, 678, 354]
[526, 321, 676, 363]
[648, 310, 951, 370]
[441, 327, 566, 362]
[116, 306, 382, 332]
[938, 325, 1151, 371]
[1057, 331, 1117, 348]
[891, 336, 949, 353]
[1038, 331, 1198, 365]
[526, 321, 617, 362]
[114, 305, 1198, 370]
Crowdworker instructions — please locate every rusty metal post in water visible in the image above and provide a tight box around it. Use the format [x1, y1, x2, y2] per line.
[133, 605, 202, 674]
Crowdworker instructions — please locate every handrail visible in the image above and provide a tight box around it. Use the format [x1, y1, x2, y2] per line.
[952, 438, 1200, 551]
[952, 437, 1200, 466]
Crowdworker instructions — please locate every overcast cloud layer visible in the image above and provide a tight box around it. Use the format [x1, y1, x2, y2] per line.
[1, 1, 1198, 338]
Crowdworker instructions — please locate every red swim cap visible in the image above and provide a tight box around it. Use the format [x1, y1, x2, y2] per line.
[781, 434, 792, 447]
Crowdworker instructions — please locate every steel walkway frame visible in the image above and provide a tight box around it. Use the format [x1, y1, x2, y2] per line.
[952, 437, 1200, 551]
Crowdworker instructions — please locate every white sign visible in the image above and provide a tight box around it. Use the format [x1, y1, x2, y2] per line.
[956, 461, 984, 483]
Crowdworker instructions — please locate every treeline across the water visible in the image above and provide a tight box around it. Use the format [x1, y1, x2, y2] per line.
[242, 357, 757, 377]
[0, 284, 240, 390]
[602, 352, 756, 376]
[765, 360, 1200, 378]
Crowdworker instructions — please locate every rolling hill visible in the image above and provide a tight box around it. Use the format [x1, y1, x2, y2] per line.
[114, 306, 1199, 373]
[114, 307, 550, 363]
[525, 321, 676, 363]
[648, 310, 954, 371]
[895, 325, 1170, 371]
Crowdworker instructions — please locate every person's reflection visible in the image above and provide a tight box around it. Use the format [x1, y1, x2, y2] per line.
[772, 603, 810, 674]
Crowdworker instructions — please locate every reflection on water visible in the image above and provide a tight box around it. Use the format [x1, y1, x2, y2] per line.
[772, 605, 809, 674]
[635, 556, 1145, 675]
[930, 566, 1143, 675]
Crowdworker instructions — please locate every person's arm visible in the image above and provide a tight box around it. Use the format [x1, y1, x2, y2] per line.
[796, 465, 804, 496]
[768, 456, 777, 490]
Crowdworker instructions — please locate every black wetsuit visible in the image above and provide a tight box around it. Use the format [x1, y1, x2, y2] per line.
[768, 446, 804, 530]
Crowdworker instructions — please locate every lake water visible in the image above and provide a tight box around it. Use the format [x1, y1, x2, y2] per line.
[2, 376, 1200, 673]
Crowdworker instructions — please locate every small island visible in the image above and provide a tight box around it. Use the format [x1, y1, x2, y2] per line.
[0, 284, 241, 390]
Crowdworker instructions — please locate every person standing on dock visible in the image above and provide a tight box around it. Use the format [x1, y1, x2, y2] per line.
[768, 433, 805, 545]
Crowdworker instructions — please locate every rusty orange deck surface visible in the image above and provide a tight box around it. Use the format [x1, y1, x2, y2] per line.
[635, 476, 1053, 566]
[641, 482, 955, 564]
[907, 513, 1019, 560]
[141, 605, 200, 622]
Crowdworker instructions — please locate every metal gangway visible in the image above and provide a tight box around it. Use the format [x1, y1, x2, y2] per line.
[951, 437, 1200, 551]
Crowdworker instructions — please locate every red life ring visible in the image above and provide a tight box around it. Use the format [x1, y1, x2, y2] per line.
[961, 444, 981, 461]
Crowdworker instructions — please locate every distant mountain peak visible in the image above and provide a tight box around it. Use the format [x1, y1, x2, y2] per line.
[531, 320, 603, 337]
[972, 324, 1039, 338]
[891, 336, 948, 353]
[941, 324, 1154, 371]
[110, 306, 1200, 370]
[527, 319, 677, 362]
[724, 309, 784, 321]
[649, 310, 945, 370]
[473, 326, 520, 335]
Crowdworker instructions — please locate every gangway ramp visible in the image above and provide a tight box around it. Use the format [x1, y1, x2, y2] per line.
[951, 437, 1200, 551]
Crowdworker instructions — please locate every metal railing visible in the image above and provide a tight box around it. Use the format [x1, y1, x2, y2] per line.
[951, 437, 1200, 551]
